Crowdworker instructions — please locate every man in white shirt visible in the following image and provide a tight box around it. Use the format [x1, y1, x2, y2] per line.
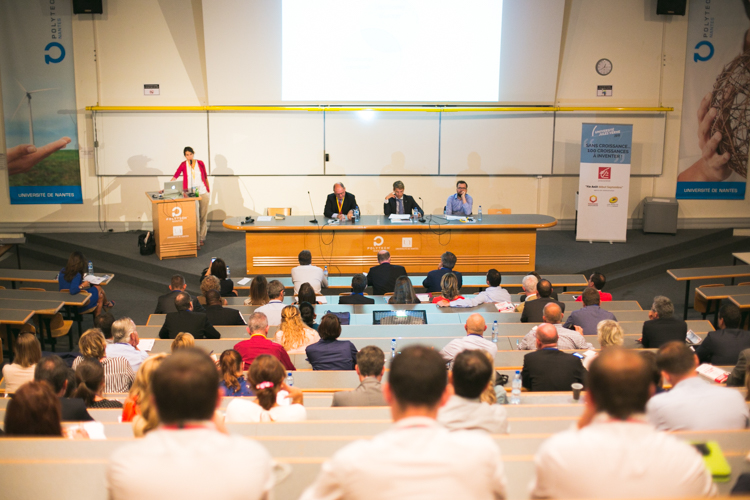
[108, 349, 274, 500]
[438, 350, 509, 434]
[439, 313, 498, 365]
[517, 303, 594, 351]
[255, 280, 286, 326]
[647, 341, 749, 431]
[300, 345, 507, 500]
[106, 317, 148, 372]
[436, 269, 511, 308]
[291, 249, 328, 294]
[531, 347, 716, 499]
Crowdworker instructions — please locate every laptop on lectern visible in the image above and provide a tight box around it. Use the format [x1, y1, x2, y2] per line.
[162, 181, 182, 199]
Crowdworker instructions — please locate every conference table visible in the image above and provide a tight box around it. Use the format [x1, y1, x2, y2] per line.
[0, 270, 113, 289]
[223, 214, 557, 275]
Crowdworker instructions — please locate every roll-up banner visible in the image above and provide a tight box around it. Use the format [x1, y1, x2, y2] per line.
[576, 123, 632, 243]
[0, 0, 82, 204]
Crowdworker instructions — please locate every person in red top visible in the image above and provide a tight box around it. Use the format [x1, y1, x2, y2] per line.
[431, 272, 464, 304]
[234, 312, 295, 371]
[170, 146, 210, 245]
[575, 272, 612, 302]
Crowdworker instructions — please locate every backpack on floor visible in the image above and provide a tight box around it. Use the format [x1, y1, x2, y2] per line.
[138, 231, 156, 255]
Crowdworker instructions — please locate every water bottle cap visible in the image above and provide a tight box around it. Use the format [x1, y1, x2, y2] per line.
[515, 370, 520, 374]
[288, 372, 292, 376]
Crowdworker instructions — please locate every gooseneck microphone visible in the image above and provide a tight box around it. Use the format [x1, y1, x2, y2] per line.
[308, 191, 318, 224]
[418, 197, 426, 223]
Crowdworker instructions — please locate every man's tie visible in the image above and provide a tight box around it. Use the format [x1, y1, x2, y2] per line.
[397, 198, 404, 215]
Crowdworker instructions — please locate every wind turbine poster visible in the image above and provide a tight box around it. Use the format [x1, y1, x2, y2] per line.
[0, 1, 82, 204]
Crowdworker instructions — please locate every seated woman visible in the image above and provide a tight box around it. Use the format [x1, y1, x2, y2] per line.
[305, 313, 358, 370]
[2, 333, 42, 393]
[388, 276, 421, 304]
[432, 272, 464, 304]
[58, 251, 112, 316]
[219, 350, 253, 397]
[73, 328, 134, 393]
[295, 282, 322, 305]
[170, 332, 195, 352]
[200, 257, 235, 297]
[275, 305, 321, 354]
[244, 275, 269, 305]
[582, 320, 624, 370]
[224, 354, 305, 422]
[74, 358, 124, 408]
[121, 353, 168, 437]
[198, 275, 221, 306]
[299, 301, 319, 331]
[3, 381, 63, 436]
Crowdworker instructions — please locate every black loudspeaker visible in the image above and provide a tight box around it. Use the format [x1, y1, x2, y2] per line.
[73, 0, 103, 14]
[656, 0, 686, 15]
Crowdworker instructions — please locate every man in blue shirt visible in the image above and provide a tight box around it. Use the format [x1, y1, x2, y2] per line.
[445, 180, 473, 215]
[106, 317, 149, 372]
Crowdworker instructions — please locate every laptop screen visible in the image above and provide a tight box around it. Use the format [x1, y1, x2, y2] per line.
[163, 181, 181, 192]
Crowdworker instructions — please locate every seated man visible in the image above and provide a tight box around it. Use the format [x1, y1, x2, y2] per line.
[323, 182, 357, 221]
[154, 274, 203, 314]
[234, 312, 295, 371]
[521, 324, 585, 391]
[440, 313, 498, 365]
[531, 348, 716, 498]
[438, 349, 509, 434]
[445, 180, 473, 216]
[255, 280, 286, 326]
[107, 317, 149, 372]
[367, 250, 407, 295]
[520, 279, 565, 323]
[518, 303, 593, 351]
[437, 268, 511, 308]
[383, 180, 423, 217]
[647, 341, 749, 430]
[332, 346, 387, 406]
[641, 295, 688, 348]
[34, 355, 93, 422]
[301, 346, 507, 500]
[695, 303, 750, 366]
[575, 272, 612, 302]
[339, 274, 375, 304]
[514, 275, 538, 314]
[203, 290, 245, 326]
[95, 312, 115, 340]
[291, 249, 328, 294]
[158, 292, 220, 340]
[563, 287, 617, 336]
[107, 349, 273, 500]
[422, 251, 463, 293]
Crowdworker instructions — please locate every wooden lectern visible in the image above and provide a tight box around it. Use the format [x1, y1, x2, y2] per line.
[145, 192, 199, 260]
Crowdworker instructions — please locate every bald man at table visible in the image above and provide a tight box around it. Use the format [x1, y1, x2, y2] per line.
[324, 182, 357, 221]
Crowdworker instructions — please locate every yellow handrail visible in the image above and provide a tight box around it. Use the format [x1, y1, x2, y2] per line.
[86, 105, 673, 113]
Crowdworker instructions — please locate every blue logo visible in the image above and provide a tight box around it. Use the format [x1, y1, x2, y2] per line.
[694, 41, 714, 62]
[44, 42, 65, 64]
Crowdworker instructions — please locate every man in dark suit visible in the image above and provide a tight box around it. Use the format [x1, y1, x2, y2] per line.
[34, 355, 93, 421]
[383, 180, 423, 217]
[695, 303, 750, 365]
[203, 290, 245, 326]
[339, 274, 375, 304]
[323, 182, 358, 220]
[158, 292, 221, 340]
[641, 295, 688, 348]
[332, 346, 387, 406]
[367, 250, 407, 295]
[422, 251, 463, 293]
[520, 279, 565, 323]
[521, 324, 586, 391]
[154, 274, 204, 314]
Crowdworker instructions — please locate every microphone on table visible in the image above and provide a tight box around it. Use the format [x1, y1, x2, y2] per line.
[418, 197, 426, 223]
[308, 191, 318, 224]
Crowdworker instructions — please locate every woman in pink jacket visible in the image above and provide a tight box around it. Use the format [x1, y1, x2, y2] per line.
[170, 146, 210, 245]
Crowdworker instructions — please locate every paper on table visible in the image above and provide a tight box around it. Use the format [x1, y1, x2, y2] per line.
[84, 274, 111, 285]
[389, 218, 412, 223]
[257, 216, 273, 221]
[316, 296, 328, 304]
[388, 214, 410, 220]
[237, 277, 251, 285]
[416, 294, 431, 302]
[138, 339, 155, 351]
[445, 215, 464, 220]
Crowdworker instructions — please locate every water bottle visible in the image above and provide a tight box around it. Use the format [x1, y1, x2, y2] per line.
[286, 371, 294, 387]
[226, 265, 230, 278]
[492, 320, 498, 343]
[87, 261, 94, 276]
[391, 339, 396, 359]
[353, 206, 360, 222]
[444, 206, 447, 216]
[478, 205, 482, 221]
[413, 207, 420, 223]
[510, 370, 522, 405]
[324, 266, 328, 278]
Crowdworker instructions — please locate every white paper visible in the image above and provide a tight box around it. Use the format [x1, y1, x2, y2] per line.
[416, 294, 431, 302]
[388, 214, 410, 220]
[445, 215, 464, 220]
[316, 296, 328, 304]
[389, 218, 412, 223]
[237, 277, 251, 285]
[138, 339, 155, 351]
[257, 216, 273, 221]
[84, 274, 110, 285]
[82, 421, 107, 440]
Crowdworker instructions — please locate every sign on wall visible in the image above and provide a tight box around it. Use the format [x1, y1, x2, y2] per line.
[576, 123, 632, 243]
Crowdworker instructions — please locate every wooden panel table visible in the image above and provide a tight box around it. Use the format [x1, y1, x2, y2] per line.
[0, 270, 112, 289]
[224, 214, 557, 275]
[667, 265, 750, 319]
[0, 289, 90, 308]
[147, 192, 200, 259]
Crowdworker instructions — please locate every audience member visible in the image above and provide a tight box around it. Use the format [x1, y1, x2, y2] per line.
[154, 274, 203, 314]
[300, 345, 507, 500]
[107, 317, 148, 372]
[234, 312, 295, 371]
[727, 347, 750, 386]
[204, 289, 245, 326]
[255, 280, 286, 326]
[647, 341, 748, 430]
[170, 332, 195, 352]
[438, 349, 509, 434]
[244, 275, 269, 305]
[640, 350, 665, 394]
[530, 348, 716, 498]
[108, 349, 274, 500]
[4, 381, 63, 437]
[521, 324, 585, 391]
[158, 292, 221, 340]
[367, 250, 407, 295]
[438, 268, 511, 308]
[641, 295, 688, 348]
[422, 251, 463, 293]
[59, 250, 110, 315]
[275, 305, 321, 353]
[339, 273, 375, 304]
[695, 303, 750, 365]
[432, 272, 464, 303]
[35, 355, 93, 421]
[563, 287, 617, 335]
[518, 303, 594, 351]
[514, 275, 538, 314]
[480, 350, 509, 405]
[95, 312, 115, 340]
[292, 249, 328, 294]
[200, 257, 235, 296]
[197, 274, 221, 306]
[296, 282, 321, 305]
[121, 353, 167, 437]
[581, 320, 624, 370]
[524, 272, 559, 301]
[388, 276, 420, 304]
[332, 346, 387, 407]
[74, 358, 124, 408]
[520, 279, 565, 323]
[306, 313, 358, 370]
[575, 272, 612, 302]
[299, 301, 319, 330]
[440, 313, 498, 365]
[73, 329, 134, 393]
[219, 349, 253, 397]
[2, 332, 41, 393]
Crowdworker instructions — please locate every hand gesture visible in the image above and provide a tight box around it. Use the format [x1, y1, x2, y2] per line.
[6, 137, 71, 176]
[677, 93, 732, 182]
[385, 191, 396, 201]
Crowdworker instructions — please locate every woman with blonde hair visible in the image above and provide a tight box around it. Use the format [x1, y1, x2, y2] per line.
[275, 305, 320, 353]
[432, 272, 464, 303]
[219, 350, 252, 397]
[244, 275, 270, 305]
[198, 275, 221, 306]
[73, 328, 134, 393]
[121, 353, 167, 437]
[2, 333, 42, 393]
[582, 320, 624, 370]
[170, 332, 195, 352]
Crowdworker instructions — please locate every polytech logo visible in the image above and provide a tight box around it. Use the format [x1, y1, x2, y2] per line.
[373, 236, 384, 246]
[598, 167, 611, 180]
[171, 206, 182, 217]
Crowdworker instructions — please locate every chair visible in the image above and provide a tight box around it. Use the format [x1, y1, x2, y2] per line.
[488, 208, 511, 214]
[373, 310, 427, 325]
[694, 284, 723, 320]
[267, 207, 292, 216]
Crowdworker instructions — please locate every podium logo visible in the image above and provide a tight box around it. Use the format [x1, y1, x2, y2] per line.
[598, 167, 611, 180]
[373, 236, 384, 246]
[171, 206, 182, 217]
[589, 195, 598, 203]
[609, 197, 618, 204]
